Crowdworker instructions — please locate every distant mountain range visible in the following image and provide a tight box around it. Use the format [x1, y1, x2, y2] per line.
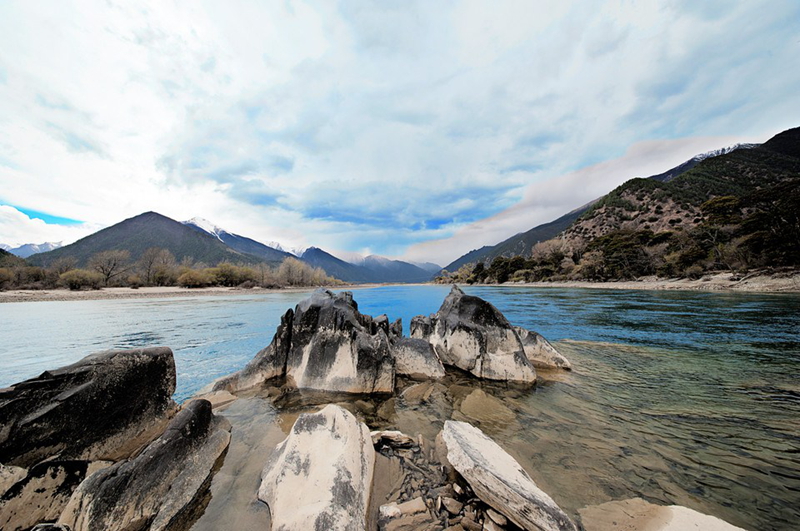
[20, 212, 439, 283]
[0, 241, 63, 258]
[441, 142, 762, 273]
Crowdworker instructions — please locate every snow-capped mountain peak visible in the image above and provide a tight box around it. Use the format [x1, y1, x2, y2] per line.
[182, 217, 227, 242]
[693, 143, 758, 162]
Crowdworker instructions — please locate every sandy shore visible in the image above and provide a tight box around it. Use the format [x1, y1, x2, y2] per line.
[512, 270, 800, 293]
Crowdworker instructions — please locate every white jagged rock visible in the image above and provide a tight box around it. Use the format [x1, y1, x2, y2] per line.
[259, 405, 375, 531]
[513, 326, 572, 370]
[578, 498, 747, 531]
[440, 420, 576, 531]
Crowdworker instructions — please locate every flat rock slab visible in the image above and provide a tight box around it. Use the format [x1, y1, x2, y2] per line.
[0, 347, 177, 467]
[578, 498, 747, 531]
[59, 399, 231, 531]
[440, 420, 576, 531]
[259, 404, 375, 531]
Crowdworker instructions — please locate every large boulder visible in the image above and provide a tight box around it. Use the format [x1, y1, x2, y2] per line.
[259, 404, 375, 531]
[440, 420, 576, 531]
[513, 326, 572, 370]
[392, 337, 446, 380]
[214, 289, 395, 394]
[410, 286, 536, 383]
[0, 347, 177, 468]
[59, 399, 231, 531]
[578, 498, 747, 531]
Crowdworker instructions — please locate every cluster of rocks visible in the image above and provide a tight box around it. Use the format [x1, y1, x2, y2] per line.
[213, 285, 571, 396]
[0, 348, 230, 531]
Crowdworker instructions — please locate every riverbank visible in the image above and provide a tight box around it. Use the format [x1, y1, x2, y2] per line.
[511, 270, 800, 293]
[0, 284, 379, 303]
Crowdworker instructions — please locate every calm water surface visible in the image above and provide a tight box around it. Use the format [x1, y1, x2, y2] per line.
[1, 285, 798, 530]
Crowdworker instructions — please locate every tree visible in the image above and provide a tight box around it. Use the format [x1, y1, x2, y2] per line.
[89, 250, 131, 286]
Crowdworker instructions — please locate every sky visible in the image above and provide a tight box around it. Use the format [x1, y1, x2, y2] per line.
[0, 1, 798, 265]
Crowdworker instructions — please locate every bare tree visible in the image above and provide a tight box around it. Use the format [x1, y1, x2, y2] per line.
[89, 250, 131, 286]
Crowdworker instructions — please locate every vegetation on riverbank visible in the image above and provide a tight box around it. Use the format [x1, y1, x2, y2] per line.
[0, 248, 338, 291]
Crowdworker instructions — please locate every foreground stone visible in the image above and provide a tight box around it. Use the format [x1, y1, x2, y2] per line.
[578, 498, 747, 531]
[440, 420, 576, 531]
[411, 286, 536, 383]
[392, 337, 446, 380]
[514, 326, 572, 370]
[259, 404, 375, 531]
[59, 399, 231, 531]
[214, 289, 395, 394]
[0, 347, 177, 468]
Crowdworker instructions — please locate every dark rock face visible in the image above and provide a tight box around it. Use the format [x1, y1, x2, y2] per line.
[59, 399, 231, 531]
[0, 347, 177, 468]
[215, 289, 395, 394]
[410, 286, 536, 383]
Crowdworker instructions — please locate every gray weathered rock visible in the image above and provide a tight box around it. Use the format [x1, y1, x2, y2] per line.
[214, 289, 395, 394]
[440, 420, 576, 531]
[59, 399, 231, 531]
[410, 286, 536, 383]
[513, 326, 571, 370]
[0, 460, 109, 531]
[0, 347, 177, 468]
[578, 498, 747, 531]
[392, 337, 446, 380]
[259, 404, 375, 531]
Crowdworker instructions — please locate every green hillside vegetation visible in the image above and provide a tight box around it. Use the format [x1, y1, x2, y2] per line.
[438, 127, 800, 284]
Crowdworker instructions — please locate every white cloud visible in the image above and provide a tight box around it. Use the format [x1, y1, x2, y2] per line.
[0, 1, 797, 260]
[0, 206, 100, 248]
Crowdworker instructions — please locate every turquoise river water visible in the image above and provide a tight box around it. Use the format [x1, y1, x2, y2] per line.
[1, 285, 798, 530]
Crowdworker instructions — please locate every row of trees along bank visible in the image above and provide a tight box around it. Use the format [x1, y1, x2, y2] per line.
[0, 248, 339, 291]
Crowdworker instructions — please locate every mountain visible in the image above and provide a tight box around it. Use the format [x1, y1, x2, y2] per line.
[300, 247, 370, 282]
[442, 204, 592, 273]
[408, 261, 442, 273]
[28, 212, 261, 268]
[442, 143, 762, 273]
[182, 218, 293, 265]
[0, 248, 25, 267]
[300, 248, 435, 283]
[2, 242, 63, 258]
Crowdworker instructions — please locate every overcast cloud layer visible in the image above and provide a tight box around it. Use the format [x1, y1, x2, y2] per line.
[1, 1, 798, 264]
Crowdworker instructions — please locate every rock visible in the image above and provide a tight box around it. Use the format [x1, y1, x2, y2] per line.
[31, 525, 71, 531]
[483, 519, 504, 531]
[215, 289, 395, 394]
[0, 347, 177, 468]
[0, 461, 109, 531]
[381, 503, 403, 520]
[410, 286, 536, 383]
[384, 512, 436, 531]
[459, 389, 516, 427]
[440, 420, 576, 531]
[194, 389, 237, 409]
[513, 327, 571, 370]
[441, 496, 464, 515]
[393, 338, 446, 379]
[59, 399, 231, 531]
[486, 508, 508, 526]
[397, 496, 427, 515]
[372, 430, 417, 449]
[0, 465, 26, 496]
[401, 381, 435, 404]
[259, 404, 375, 531]
[578, 498, 747, 531]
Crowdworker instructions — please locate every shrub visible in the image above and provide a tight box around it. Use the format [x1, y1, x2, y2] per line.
[685, 265, 704, 279]
[0, 267, 13, 290]
[127, 275, 144, 289]
[177, 269, 214, 288]
[60, 269, 104, 290]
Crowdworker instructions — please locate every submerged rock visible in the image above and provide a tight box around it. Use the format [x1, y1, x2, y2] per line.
[0, 347, 177, 468]
[214, 289, 395, 394]
[440, 420, 576, 531]
[259, 404, 375, 531]
[59, 399, 231, 531]
[392, 337, 446, 380]
[514, 326, 571, 370]
[410, 286, 536, 383]
[578, 498, 746, 531]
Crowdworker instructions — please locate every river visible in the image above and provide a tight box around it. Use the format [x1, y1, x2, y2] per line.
[1, 285, 798, 530]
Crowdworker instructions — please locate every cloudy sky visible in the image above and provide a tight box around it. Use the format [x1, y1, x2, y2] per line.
[1, 1, 798, 265]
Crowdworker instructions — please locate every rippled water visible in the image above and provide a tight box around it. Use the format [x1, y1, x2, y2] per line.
[1, 286, 798, 530]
